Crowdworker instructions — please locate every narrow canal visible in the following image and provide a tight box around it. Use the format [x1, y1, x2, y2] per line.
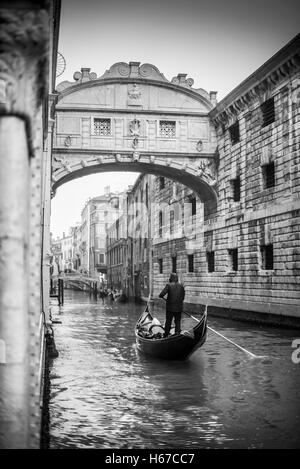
[47, 290, 300, 449]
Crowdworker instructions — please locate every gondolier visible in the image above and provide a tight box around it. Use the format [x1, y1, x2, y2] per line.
[159, 273, 185, 338]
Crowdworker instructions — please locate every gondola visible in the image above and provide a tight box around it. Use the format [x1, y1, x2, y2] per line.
[135, 306, 207, 360]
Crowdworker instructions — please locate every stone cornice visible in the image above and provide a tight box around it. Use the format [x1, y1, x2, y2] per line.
[56, 67, 215, 111]
[210, 33, 300, 126]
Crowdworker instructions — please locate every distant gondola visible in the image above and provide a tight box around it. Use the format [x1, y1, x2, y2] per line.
[135, 306, 207, 360]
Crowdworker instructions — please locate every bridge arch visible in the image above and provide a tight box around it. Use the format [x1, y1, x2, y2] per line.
[52, 62, 219, 203]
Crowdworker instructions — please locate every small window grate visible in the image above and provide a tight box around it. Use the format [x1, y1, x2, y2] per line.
[188, 254, 194, 273]
[228, 248, 238, 271]
[261, 244, 273, 270]
[229, 121, 240, 144]
[261, 98, 275, 127]
[207, 251, 215, 272]
[160, 120, 176, 138]
[262, 162, 275, 189]
[172, 256, 177, 273]
[94, 118, 111, 136]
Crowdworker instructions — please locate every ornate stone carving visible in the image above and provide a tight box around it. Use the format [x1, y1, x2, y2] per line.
[196, 140, 203, 152]
[129, 118, 140, 148]
[128, 84, 141, 105]
[64, 136, 72, 147]
[73, 68, 97, 83]
[171, 74, 194, 88]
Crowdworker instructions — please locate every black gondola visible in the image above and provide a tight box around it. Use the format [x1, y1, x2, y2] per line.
[135, 306, 207, 360]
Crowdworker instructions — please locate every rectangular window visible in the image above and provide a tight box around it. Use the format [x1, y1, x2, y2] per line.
[231, 177, 241, 202]
[158, 211, 163, 238]
[170, 210, 175, 235]
[158, 258, 163, 274]
[159, 177, 165, 190]
[160, 120, 176, 138]
[191, 197, 197, 216]
[172, 256, 177, 273]
[94, 118, 111, 136]
[261, 98, 275, 127]
[262, 162, 275, 189]
[188, 254, 194, 273]
[99, 253, 105, 264]
[261, 244, 273, 270]
[229, 121, 240, 144]
[207, 251, 215, 272]
[228, 248, 238, 271]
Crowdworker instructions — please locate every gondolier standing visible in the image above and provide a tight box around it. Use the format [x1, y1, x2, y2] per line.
[159, 273, 185, 338]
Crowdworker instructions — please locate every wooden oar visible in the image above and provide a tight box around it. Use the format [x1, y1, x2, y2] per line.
[183, 309, 262, 359]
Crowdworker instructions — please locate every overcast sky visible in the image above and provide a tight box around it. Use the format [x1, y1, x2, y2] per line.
[50, 0, 300, 238]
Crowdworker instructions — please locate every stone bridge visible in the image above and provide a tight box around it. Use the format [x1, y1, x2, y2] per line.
[52, 62, 219, 203]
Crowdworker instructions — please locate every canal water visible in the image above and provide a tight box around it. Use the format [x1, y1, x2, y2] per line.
[48, 290, 300, 449]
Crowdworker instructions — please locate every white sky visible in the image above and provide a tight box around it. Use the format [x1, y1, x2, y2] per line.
[50, 0, 300, 238]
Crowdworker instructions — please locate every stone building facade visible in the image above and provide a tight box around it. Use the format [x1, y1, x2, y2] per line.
[152, 35, 300, 325]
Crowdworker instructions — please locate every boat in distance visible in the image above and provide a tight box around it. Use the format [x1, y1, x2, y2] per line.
[135, 307, 207, 360]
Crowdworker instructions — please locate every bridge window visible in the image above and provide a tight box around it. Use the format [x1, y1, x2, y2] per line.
[261, 97, 275, 127]
[160, 120, 176, 138]
[93, 118, 111, 136]
[158, 258, 163, 274]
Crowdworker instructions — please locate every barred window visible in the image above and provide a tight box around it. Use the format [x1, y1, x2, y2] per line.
[231, 177, 241, 201]
[261, 98, 275, 127]
[158, 258, 163, 274]
[172, 256, 177, 273]
[207, 251, 215, 273]
[159, 177, 165, 190]
[160, 120, 176, 138]
[260, 244, 273, 270]
[94, 118, 111, 136]
[158, 211, 163, 238]
[170, 210, 175, 235]
[228, 248, 238, 271]
[262, 162, 275, 189]
[188, 254, 194, 273]
[229, 121, 240, 144]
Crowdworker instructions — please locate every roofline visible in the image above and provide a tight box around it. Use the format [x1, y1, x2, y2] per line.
[210, 33, 300, 121]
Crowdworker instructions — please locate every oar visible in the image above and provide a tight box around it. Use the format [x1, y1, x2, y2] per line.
[183, 309, 264, 359]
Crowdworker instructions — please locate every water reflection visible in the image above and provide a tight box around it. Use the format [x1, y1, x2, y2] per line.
[48, 291, 300, 449]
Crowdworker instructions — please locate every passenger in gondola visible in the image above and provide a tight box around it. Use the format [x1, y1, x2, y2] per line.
[159, 273, 185, 338]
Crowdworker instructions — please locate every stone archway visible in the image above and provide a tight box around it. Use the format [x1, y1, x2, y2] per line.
[52, 61, 219, 203]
